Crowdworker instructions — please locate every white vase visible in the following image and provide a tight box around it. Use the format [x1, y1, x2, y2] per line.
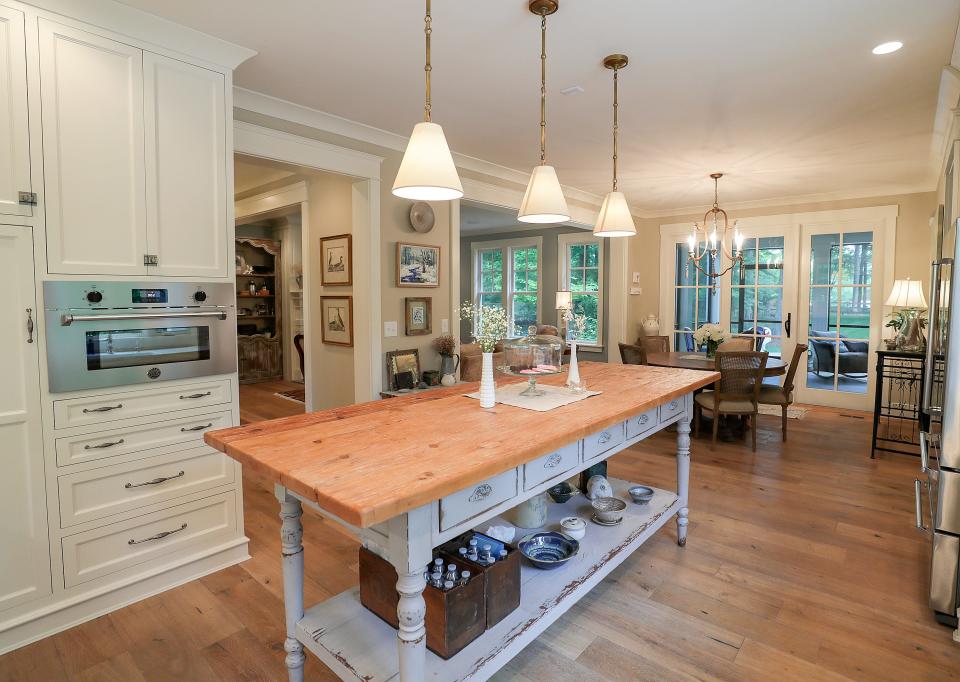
[566, 339, 581, 388]
[479, 351, 496, 408]
[642, 314, 660, 337]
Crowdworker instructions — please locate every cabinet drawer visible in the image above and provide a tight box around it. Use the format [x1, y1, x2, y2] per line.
[583, 422, 626, 461]
[523, 443, 579, 491]
[659, 396, 685, 422]
[55, 410, 232, 467]
[58, 446, 234, 527]
[53, 379, 232, 430]
[626, 408, 659, 440]
[440, 469, 517, 532]
[62, 491, 237, 588]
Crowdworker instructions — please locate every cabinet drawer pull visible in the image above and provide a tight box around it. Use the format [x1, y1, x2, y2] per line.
[598, 432, 612, 444]
[84, 438, 125, 450]
[124, 470, 185, 489]
[180, 423, 213, 432]
[82, 404, 123, 414]
[638, 415, 649, 425]
[468, 484, 492, 502]
[25, 308, 34, 343]
[544, 453, 562, 469]
[127, 522, 187, 545]
[179, 392, 212, 400]
[669, 400, 679, 410]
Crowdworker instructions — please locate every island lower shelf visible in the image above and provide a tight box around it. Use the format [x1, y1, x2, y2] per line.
[295, 479, 679, 682]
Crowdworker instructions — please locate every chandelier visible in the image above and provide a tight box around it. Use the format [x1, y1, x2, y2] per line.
[686, 173, 744, 283]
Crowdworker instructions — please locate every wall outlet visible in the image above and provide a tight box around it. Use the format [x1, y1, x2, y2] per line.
[384, 320, 397, 337]
[630, 286, 642, 295]
[441, 318, 449, 333]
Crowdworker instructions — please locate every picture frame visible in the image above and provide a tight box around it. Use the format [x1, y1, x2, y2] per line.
[386, 348, 421, 390]
[321, 234, 353, 286]
[396, 242, 440, 287]
[404, 297, 432, 336]
[320, 295, 353, 346]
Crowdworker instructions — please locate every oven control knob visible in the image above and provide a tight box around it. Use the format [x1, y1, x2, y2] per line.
[193, 290, 207, 303]
[86, 291, 103, 304]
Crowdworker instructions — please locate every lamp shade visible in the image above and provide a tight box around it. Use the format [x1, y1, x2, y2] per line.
[555, 290, 572, 310]
[392, 122, 463, 201]
[518, 165, 570, 224]
[885, 279, 927, 308]
[592, 190, 637, 237]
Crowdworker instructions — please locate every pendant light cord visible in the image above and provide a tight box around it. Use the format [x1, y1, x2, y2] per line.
[539, 13, 547, 165]
[424, 0, 432, 122]
[612, 65, 619, 191]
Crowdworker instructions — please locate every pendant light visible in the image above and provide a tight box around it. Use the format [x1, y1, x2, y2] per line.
[392, 0, 463, 201]
[518, 0, 570, 224]
[593, 54, 636, 237]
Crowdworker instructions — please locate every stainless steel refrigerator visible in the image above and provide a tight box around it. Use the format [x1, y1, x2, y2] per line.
[920, 215, 958, 627]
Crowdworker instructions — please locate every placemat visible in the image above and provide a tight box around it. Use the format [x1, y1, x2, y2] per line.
[465, 382, 602, 412]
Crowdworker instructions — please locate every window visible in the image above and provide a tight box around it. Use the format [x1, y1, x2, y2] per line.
[471, 237, 542, 337]
[559, 234, 603, 345]
[672, 242, 720, 351]
[730, 236, 785, 356]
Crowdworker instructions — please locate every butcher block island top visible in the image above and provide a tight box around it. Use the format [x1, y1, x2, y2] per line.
[205, 362, 717, 527]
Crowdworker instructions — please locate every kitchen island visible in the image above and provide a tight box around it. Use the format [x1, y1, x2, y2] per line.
[205, 362, 717, 681]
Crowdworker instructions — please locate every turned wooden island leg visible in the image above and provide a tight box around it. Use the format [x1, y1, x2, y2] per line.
[396, 569, 428, 680]
[676, 399, 692, 547]
[278, 488, 306, 682]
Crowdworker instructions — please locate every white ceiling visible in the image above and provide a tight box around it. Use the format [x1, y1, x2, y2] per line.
[119, 0, 960, 212]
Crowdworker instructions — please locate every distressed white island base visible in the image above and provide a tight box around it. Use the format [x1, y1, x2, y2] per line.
[204, 363, 715, 682]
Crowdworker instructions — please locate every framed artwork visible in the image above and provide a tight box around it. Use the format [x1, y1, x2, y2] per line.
[321, 234, 352, 286]
[405, 297, 432, 336]
[386, 348, 421, 390]
[397, 242, 440, 287]
[320, 295, 353, 346]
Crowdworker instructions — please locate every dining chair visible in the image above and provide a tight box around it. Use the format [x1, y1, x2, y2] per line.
[636, 335, 670, 354]
[294, 333, 305, 378]
[758, 344, 808, 442]
[718, 336, 754, 352]
[694, 350, 768, 451]
[618, 342, 648, 365]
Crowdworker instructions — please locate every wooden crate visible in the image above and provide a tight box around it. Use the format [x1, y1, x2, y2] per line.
[438, 531, 521, 628]
[358, 547, 486, 659]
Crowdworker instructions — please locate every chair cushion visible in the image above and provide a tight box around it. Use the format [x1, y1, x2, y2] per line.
[694, 391, 755, 413]
[758, 385, 789, 405]
[841, 339, 868, 353]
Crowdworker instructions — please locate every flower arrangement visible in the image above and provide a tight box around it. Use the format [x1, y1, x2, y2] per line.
[432, 333, 457, 356]
[562, 309, 588, 340]
[692, 323, 729, 347]
[459, 301, 509, 353]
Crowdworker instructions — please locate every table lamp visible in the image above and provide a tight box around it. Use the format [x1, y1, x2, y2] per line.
[885, 279, 927, 351]
[555, 290, 572, 340]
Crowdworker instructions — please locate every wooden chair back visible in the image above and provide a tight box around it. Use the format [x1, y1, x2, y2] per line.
[293, 333, 305, 378]
[618, 342, 648, 365]
[718, 336, 754, 352]
[782, 344, 808, 395]
[636, 335, 670, 354]
[714, 351, 768, 405]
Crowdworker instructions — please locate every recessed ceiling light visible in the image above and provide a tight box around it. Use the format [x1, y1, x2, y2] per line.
[872, 41, 903, 55]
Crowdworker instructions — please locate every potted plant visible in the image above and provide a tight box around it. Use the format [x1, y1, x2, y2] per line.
[432, 333, 459, 386]
[459, 302, 509, 408]
[693, 323, 729, 358]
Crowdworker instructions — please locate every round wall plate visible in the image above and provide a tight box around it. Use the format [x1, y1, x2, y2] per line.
[409, 201, 436, 233]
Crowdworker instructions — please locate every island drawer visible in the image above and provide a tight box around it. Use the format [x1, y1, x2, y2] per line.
[55, 410, 233, 467]
[659, 396, 685, 422]
[58, 446, 235, 527]
[440, 469, 517, 532]
[61, 491, 238, 588]
[523, 443, 579, 491]
[53, 379, 232, 430]
[626, 408, 659, 440]
[583, 422, 626, 460]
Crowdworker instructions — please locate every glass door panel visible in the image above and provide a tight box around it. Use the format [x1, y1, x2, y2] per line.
[729, 236, 786, 356]
[672, 242, 719, 351]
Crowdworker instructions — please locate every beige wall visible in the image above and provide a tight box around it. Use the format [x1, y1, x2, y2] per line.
[626, 192, 937, 340]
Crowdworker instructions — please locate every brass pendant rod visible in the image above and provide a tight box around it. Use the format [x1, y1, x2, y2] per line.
[424, 0, 432, 122]
[612, 66, 619, 191]
[539, 14, 547, 165]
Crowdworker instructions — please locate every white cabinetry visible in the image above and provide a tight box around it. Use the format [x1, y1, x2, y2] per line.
[0, 224, 50, 613]
[0, 7, 32, 218]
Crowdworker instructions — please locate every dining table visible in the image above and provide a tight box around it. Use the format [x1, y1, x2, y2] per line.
[646, 351, 788, 378]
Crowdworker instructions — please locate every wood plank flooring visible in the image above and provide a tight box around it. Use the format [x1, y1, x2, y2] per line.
[2, 389, 957, 681]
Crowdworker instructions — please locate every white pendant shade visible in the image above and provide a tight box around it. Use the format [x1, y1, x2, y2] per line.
[885, 279, 927, 308]
[592, 190, 636, 237]
[518, 165, 570, 223]
[392, 121, 463, 201]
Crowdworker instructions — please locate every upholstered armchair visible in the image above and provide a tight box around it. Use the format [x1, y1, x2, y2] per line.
[459, 342, 505, 382]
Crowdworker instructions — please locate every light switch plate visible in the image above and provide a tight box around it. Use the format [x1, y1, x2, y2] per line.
[441, 318, 449, 333]
[384, 320, 398, 337]
[632, 271, 641, 284]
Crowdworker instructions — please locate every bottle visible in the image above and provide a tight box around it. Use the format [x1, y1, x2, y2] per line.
[433, 557, 444, 571]
[443, 580, 454, 591]
[458, 570, 471, 586]
[458, 547, 468, 558]
[480, 544, 492, 563]
[444, 564, 458, 583]
[468, 538, 478, 552]
[430, 572, 443, 589]
[497, 549, 508, 561]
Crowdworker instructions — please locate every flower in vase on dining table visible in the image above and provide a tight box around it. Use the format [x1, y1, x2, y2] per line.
[692, 323, 729, 357]
[459, 302, 509, 407]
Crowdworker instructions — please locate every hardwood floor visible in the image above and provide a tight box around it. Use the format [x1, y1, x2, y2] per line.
[238, 379, 305, 424]
[2, 395, 957, 681]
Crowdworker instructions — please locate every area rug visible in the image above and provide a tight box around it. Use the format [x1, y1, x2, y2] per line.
[757, 404, 808, 419]
[275, 388, 305, 403]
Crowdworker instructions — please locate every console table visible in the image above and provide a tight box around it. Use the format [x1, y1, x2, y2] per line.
[871, 349, 929, 458]
[205, 362, 717, 681]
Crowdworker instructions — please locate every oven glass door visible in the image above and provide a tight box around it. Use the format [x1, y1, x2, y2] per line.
[86, 326, 211, 370]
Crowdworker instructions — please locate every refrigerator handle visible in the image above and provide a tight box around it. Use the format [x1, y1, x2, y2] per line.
[915, 479, 928, 531]
[920, 432, 930, 473]
[922, 261, 943, 415]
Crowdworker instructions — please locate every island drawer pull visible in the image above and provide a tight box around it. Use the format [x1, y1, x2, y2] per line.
[124, 470, 185, 489]
[638, 415, 649, 425]
[84, 438, 124, 450]
[468, 484, 492, 502]
[127, 523, 187, 545]
[82, 404, 122, 414]
[181, 423, 213, 432]
[180, 392, 212, 400]
[544, 453, 562, 469]
[669, 400, 679, 410]
[598, 432, 612, 444]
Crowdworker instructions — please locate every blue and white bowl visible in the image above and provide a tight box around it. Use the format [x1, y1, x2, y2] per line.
[518, 531, 580, 570]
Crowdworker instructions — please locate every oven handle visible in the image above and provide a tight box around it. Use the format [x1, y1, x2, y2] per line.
[61, 310, 227, 325]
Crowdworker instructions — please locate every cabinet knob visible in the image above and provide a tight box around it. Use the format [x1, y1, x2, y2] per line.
[194, 290, 207, 303]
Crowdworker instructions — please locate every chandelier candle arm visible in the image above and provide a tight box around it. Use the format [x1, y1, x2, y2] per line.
[686, 173, 743, 280]
[593, 53, 636, 238]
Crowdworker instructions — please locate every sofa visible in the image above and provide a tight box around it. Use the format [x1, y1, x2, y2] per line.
[809, 330, 868, 376]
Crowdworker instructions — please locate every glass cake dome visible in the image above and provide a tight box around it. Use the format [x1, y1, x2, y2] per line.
[501, 325, 563, 397]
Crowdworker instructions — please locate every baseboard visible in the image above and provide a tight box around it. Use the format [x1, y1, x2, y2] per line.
[0, 538, 249, 655]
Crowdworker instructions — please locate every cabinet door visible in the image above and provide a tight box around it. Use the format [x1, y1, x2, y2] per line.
[38, 20, 147, 275]
[0, 225, 50, 612]
[144, 53, 228, 277]
[0, 7, 32, 218]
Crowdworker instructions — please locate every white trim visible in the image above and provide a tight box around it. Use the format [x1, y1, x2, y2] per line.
[558, 232, 605, 348]
[470, 236, 543, 338]
[234, 181, 308, 222]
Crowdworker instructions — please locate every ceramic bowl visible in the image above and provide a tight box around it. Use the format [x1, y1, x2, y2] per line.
[518, 531, 580, 570]
[547, 482, 577, 504]
[628, 485, 655, 505]
[591, 496, 627, 523]
[559, 516, 586, 540]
